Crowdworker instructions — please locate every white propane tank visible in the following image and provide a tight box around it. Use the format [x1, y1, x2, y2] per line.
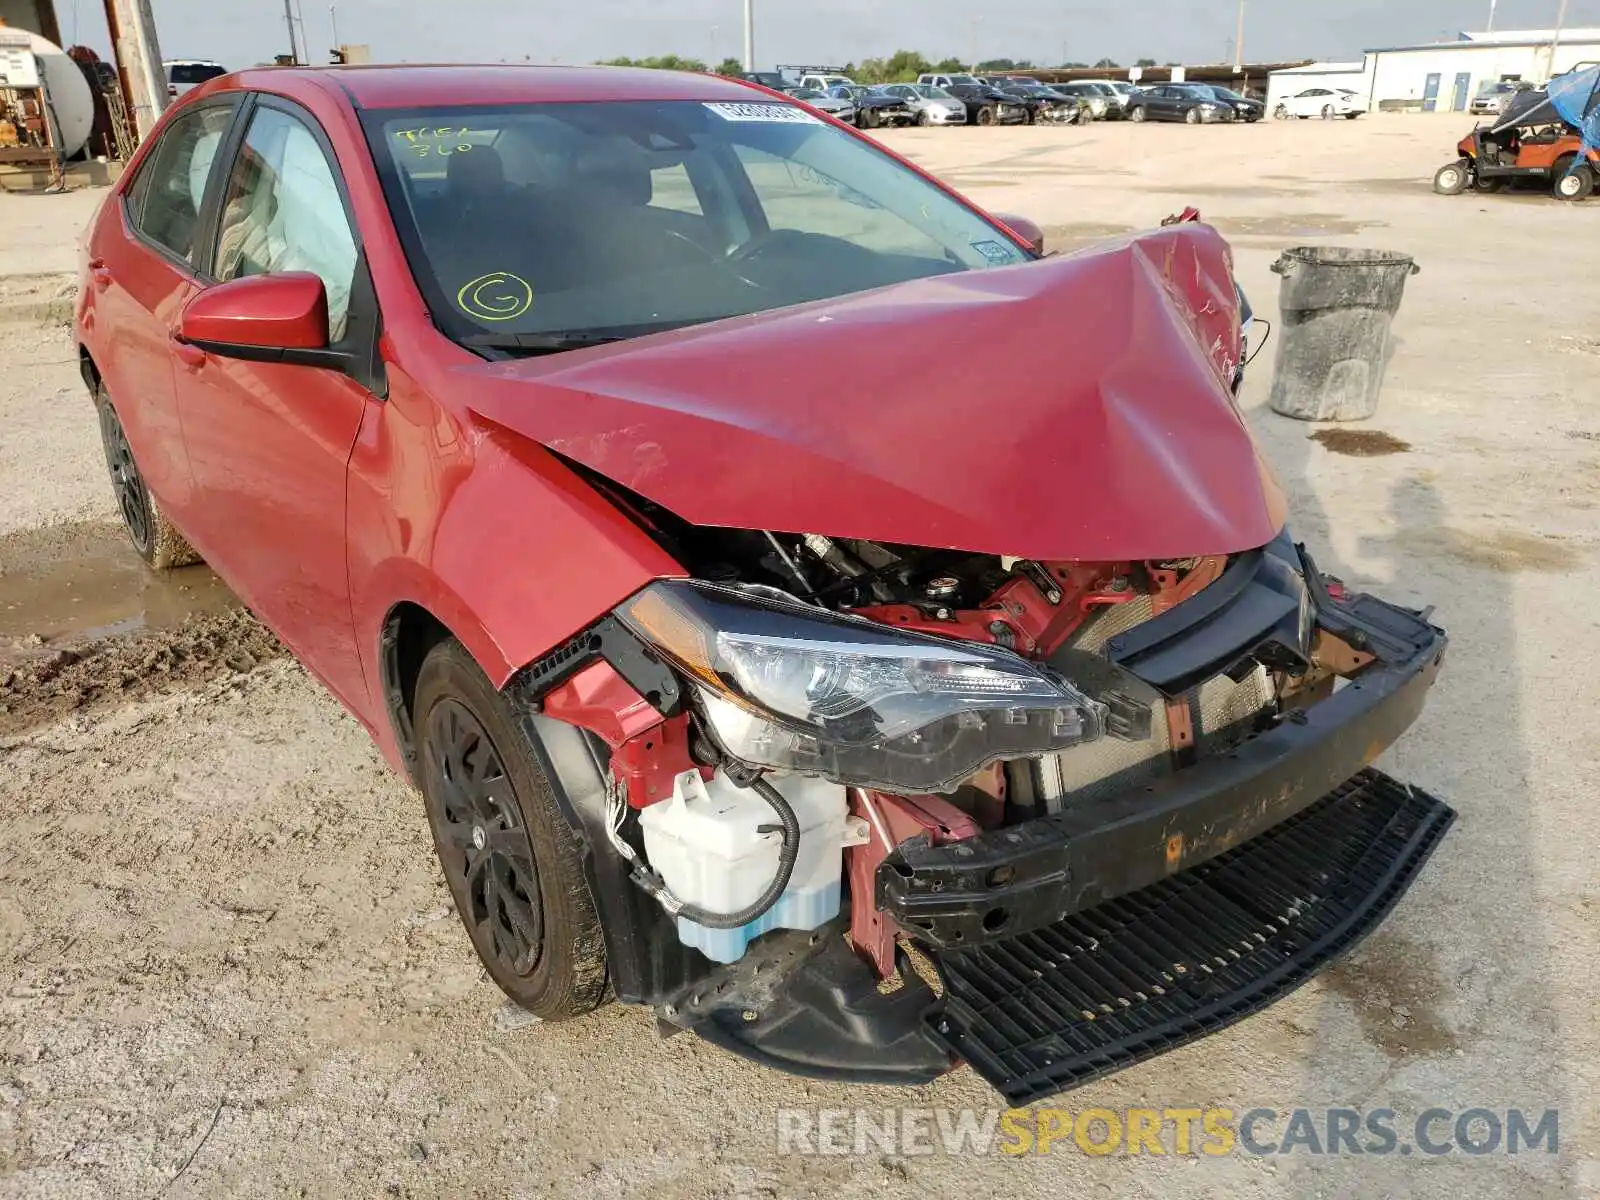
[638, 768, 862, 963]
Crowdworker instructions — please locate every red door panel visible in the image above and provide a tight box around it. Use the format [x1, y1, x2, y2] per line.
[174, 354, 372, 713]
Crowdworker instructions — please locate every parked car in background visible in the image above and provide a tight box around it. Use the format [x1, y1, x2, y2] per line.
[1274, 87, 1364, 120]
[1185, 84, 1265, 122]
[164, 59, 227, 99]
[798, 72, 855, 92]
[946, 81, 1030, 125]
[999, 82, 1084, 124]
[1128, 84, 1237, 123]
[827, 84, 916, 129]
[736, 71, 794, 92]
[878, 82, 969, 125]
[1470, 80, 1532, 116]
[1053, 80, 1123, 120]
[789, 86, 856, 124]
[918, 72, 984, 90]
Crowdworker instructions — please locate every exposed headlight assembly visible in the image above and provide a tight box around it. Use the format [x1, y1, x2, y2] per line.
[617, 580, 1107, 793]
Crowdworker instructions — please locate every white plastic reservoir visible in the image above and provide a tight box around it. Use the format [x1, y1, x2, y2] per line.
[638, 768, 860, 963]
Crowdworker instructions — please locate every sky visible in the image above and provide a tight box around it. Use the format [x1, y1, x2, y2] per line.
[55, 0, 1600, 72]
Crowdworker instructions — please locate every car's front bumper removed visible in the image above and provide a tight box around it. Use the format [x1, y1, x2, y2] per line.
[676, 582, 1454, 1099]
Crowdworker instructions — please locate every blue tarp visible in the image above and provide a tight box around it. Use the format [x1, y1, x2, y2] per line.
[1546, 64, 1600, 160]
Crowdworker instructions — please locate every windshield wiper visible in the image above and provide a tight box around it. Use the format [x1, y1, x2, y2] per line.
[461, 330, 629, 356]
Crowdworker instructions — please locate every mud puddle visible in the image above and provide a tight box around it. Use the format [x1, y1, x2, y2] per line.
[0, 520, 236, 648]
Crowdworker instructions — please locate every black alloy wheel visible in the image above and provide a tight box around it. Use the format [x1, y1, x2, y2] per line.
[425, 697, 543, 978]
[414, 639, 607, 1018]
[98, 399, 153, 558]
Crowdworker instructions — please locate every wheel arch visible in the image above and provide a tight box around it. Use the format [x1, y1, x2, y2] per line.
[378, 599, 482, 786]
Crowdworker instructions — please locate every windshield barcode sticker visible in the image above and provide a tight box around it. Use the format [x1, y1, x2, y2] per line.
[704, 102, 820, 123]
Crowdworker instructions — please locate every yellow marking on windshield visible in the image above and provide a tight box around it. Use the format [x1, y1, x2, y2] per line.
[457, 272, 534, 322]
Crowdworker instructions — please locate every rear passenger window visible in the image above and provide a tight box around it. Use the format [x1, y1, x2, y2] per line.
[129, 105, 235, 264]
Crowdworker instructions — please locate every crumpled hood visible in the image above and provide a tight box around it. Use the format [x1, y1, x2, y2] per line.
[462, 222, 1287, 561]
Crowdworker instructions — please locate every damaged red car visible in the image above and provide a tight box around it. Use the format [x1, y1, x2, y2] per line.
[76, 64, 1453, 1103]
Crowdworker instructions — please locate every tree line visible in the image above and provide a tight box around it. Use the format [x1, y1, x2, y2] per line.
[598, 50, 1174, 82]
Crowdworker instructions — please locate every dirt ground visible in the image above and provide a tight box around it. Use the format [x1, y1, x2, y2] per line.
[2, 114, 1598, 1198]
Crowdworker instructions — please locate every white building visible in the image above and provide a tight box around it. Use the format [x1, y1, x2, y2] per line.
[1268, 29, 1600, 114]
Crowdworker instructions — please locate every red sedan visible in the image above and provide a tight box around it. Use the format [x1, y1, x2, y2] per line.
[76, 64, 1452, 1102]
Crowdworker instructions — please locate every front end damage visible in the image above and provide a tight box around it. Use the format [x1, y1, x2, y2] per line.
[481, 222, 1453, 1101]
[503, 529, 1452, 1101]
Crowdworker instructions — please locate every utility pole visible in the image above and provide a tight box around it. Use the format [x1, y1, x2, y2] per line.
[283, 0, 300, 64]
[330, 4, 340, 56]
[743, 0, 754, 71]
[1487, 0, 1498, 33]
[970, 15, 981, 72]
[1551, 0, 1572, 70]
[1232, 0, 1246, 73]
[102, 0, 167, 141]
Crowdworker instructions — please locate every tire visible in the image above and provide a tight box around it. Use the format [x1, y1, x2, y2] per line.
[1344, 112, 1361, 119]
[976, 105, 995, 126]
[94, 384, 201, 570]
[1554, 160, 1593, 201]
[415, 639, 608, 1019]
[1185, 107, 1201, 124]
[1475, 174, 1504, 193]
[1129, 105, 1147, 123]
[915, 108, 930, 126]
[1274, 104, 1290, 120]
[1321, 104, 1335, 119]
[1432, 160, 1470, 195]
[861, 107, 878, 130]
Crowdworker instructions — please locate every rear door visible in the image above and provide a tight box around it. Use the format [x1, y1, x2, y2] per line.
[171, 94, 379, 712]
[87, 97, 240, 522]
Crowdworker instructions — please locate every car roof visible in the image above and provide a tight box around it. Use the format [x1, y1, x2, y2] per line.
[194, 63, 773, 110]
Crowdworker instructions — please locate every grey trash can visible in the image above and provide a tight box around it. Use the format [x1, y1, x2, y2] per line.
[1267, 247, 1420, 422]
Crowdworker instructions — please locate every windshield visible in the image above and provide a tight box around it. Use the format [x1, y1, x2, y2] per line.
[365, 101, 1030, 350]
[792, 88, 825, 100]
[1208, 86, 1246, 101]
[945, 74, 980, 86]
[913, 85, 951, 99]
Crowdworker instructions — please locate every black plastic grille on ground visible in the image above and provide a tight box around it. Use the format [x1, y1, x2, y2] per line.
[925, 769, 1455, 1105]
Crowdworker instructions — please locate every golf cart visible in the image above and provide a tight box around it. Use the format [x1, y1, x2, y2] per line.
[1434, 63, 1600, 200]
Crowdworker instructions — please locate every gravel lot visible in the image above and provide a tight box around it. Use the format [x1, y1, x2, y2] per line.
[1, 114, 1597, 1198]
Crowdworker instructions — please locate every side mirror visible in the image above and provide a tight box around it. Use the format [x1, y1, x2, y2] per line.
[992, 212, 1046, 256]
[179, 272, 344, 369]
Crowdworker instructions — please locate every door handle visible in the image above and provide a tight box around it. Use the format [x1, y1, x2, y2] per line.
[170, 336, 207, 370]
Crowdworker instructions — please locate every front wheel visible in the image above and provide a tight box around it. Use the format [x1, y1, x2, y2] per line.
[1555, 163, 1594, 201]
[976, 105, 995, 126]
[915, 108, 930, 126]
[1273, 104, 1290, 120]
[1433, 160, 1471, 195]
[416, 639, 608, 1019]
[1321, 104, 1335, 119]
[1129, 105, 1147, 123]
[95, 385, 201, 570]
[1185, 107, 1201, 124]
[861, 107, 878, 129]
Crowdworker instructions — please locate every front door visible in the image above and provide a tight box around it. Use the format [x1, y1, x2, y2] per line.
[1451, 72, 1472, 111]
[1423, 73, 1442, 112]
[172, 96, 377, 712]
[87, 99, 238, 521]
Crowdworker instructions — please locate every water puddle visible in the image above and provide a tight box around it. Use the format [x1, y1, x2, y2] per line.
[0, 520, 237, 650]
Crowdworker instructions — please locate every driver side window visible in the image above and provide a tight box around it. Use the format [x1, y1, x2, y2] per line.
[212, 104, 358, 341]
